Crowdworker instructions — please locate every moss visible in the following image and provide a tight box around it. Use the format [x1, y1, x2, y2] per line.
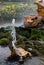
[29, 49, 39, 56]
[0, 27, 12, 47]
[17, 44, 26, 49]
[0, 27, 44, 56]
[16, 27, 31, 38]
[33, 41, 44, 55]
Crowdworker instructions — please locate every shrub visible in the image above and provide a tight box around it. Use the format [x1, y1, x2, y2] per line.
[0, 5, 16, 19]
[0, 3, 36, 19]
[16, 28, 44, 40]
[0, 38, 10, 46]
[29, 29, 44, 40]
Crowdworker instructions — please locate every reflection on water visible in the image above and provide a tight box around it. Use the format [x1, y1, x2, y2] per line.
[0, 46, 11, 58]
[23, 57, 44, 65]
[0, 47, 44, 65]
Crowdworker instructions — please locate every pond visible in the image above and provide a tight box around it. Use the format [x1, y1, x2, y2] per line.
[0, 46, 44, 65]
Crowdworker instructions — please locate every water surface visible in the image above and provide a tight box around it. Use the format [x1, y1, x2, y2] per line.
[0, 47, 44, 65]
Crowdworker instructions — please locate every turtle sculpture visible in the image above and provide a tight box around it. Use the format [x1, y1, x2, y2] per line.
[7, 19, 32, 63]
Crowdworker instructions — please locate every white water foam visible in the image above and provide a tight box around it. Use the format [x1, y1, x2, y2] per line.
[11, 19, 17, 50]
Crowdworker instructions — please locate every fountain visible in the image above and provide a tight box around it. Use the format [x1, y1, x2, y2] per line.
[10, 18, 32, 62]
[11, 19, 17, 50]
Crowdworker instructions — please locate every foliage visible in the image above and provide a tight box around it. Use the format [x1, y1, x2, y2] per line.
[0, 38, 9, 46]
[0, 5, 16, 19]
[33, 41, 44, 54]
[0, 2, 36, 19]
[16, 27, 31, 38]
[0, 27, 44, 55]
[30, 29, 44, 40]
[14, 3, 36, 18]
[16, 27, 44, 41]
[0, 27, 12, 46]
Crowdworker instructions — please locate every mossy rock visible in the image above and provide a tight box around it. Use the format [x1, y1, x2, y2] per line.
[33, 41, 44, 55]
[28, 48, 39, 56]
[38, 47, 44, 55]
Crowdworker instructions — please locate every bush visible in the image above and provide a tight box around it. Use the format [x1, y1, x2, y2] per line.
[0, 3, 36, 19]
[16, 27, 31, 38]
[0, 27, 12, 47]
[0, 38, 10, 46]
[0, 5, 16, 19]
[16, 27, 44, 40]
[29, 29, 44, 40]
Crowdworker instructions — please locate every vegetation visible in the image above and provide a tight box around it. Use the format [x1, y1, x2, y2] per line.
[0, 1, 44, 58]
[16, 27, 44, 41]
[0, 0, 35, 2]
[30, 29, 44, 40]
[0, 27, 44, 46]
[0, 2, 36, 19]
[0, 38, 9, 46]
[0, 4, 16, 19]
[0, 27, 44, 55]
[33, 41, 44, 55]
[0, 27, 12, 46]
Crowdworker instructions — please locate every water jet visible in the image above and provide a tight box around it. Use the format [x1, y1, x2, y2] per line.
[10, 18, 32, 62]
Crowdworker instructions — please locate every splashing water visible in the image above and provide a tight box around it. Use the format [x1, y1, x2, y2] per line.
[11, 19, 17, 50]
[11, 19, 26, 57]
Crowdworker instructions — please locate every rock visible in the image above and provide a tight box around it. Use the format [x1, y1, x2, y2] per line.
[33, 41, 44, 55]
[28, 48, 32, 51]
[24, 15, 42, 28]
[34, 0, 42, 4]
[24, 0, 44, 29]
[35, 0, 44, 17]
[28, 48, 39, 56]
